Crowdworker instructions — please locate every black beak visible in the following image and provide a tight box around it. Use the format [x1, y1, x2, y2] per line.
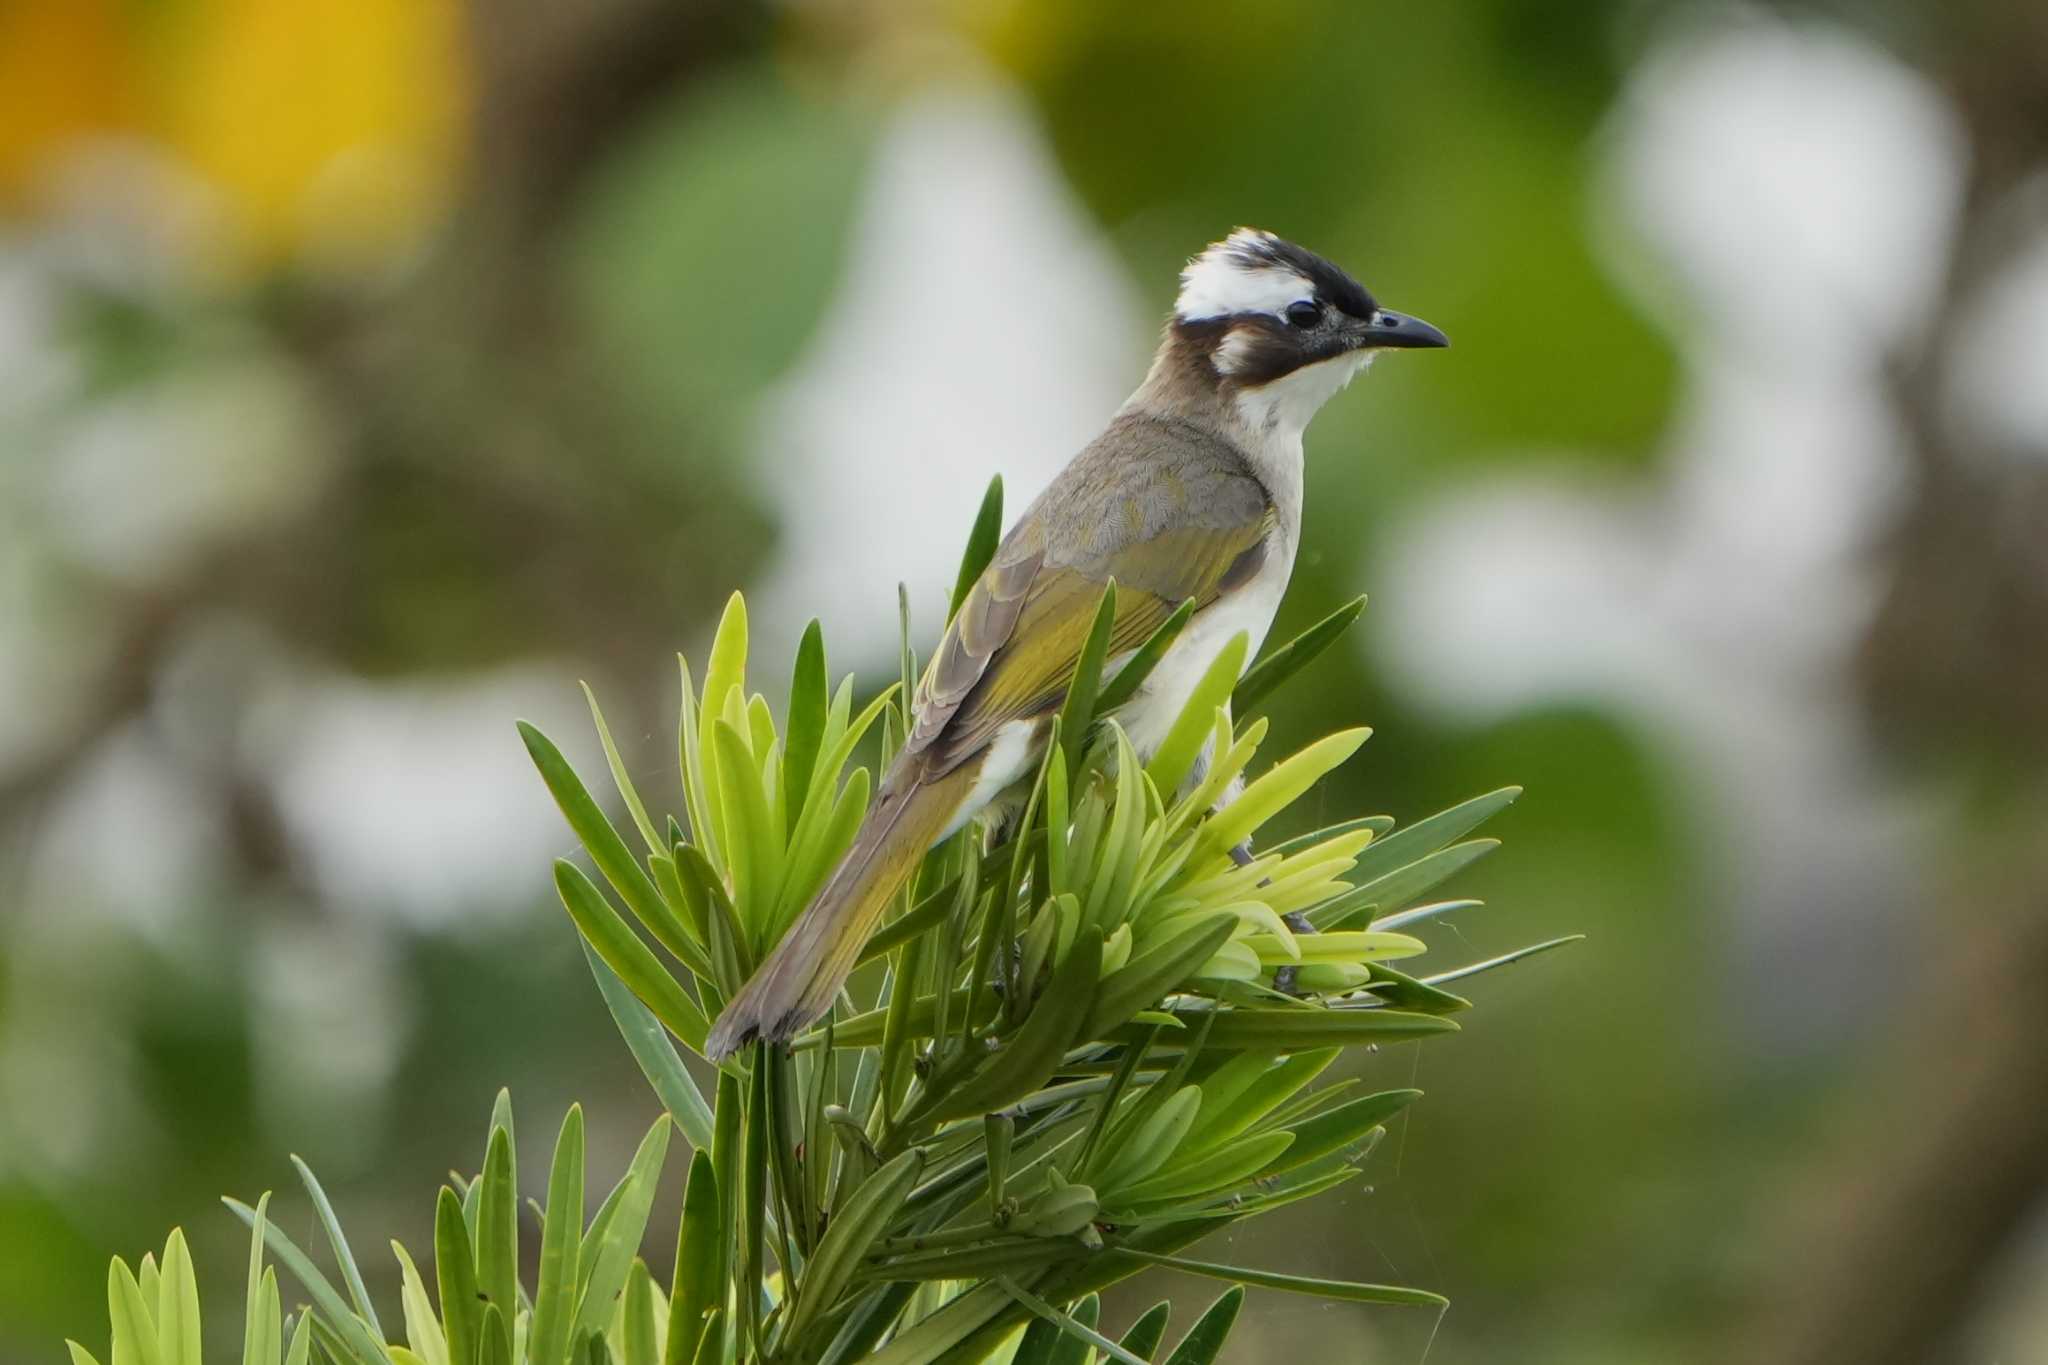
[1357, 308, 1449, 349]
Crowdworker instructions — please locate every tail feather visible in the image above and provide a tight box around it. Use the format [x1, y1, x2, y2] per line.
[705, 760, 972, 1059]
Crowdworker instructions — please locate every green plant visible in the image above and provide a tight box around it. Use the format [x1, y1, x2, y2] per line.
[514, 477, 1568, 1361]
[67, 1215, 309, 1365]
[67, 479, 1567, 1364]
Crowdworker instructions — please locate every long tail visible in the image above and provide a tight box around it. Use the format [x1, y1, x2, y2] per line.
[705, 757, 974, 1059]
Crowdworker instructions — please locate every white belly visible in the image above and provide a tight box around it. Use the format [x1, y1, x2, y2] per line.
[1114, 547, 1292, 759]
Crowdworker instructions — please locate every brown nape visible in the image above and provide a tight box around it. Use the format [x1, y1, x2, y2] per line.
[1127, 319, 1234, 423]
[1139, 315, 1318, 407]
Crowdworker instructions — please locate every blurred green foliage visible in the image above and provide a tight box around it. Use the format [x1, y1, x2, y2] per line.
[5, 0, 2038, 1362]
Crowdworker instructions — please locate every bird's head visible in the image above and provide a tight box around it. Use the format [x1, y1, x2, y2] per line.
[1166, 228, 1446, 435]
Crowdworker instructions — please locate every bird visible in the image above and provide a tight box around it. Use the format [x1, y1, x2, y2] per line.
[704, 228, 1447, 1060]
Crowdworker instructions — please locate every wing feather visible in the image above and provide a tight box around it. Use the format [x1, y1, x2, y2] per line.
[911, 507, 1273, 777]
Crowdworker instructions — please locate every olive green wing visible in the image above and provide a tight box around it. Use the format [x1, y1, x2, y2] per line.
[910, 514, 1273, 777]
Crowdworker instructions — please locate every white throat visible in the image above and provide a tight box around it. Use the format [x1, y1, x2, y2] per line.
[1230, 349, 1373, 445]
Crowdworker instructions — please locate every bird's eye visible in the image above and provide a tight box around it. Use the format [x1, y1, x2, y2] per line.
[1285, 300, 1322, 328]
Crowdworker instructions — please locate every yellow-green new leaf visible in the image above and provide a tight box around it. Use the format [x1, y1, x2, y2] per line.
[240, 1192, 273, 1365]
[1193, 728, 1371, 864]
[391, 1243, 448, 1365]
[1082, 913, 1235, 1040]
[156, 1230, 201, 1365]
[1096, 1086, 1201, 1192]
[108, 1258, 162, 1365]
[1145, 634, 1247, 795]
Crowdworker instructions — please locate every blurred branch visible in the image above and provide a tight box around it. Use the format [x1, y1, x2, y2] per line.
[1738, 5, 2048, 1359]
[463, 0, 769, 247]
[1736, 827, 2048, 1365]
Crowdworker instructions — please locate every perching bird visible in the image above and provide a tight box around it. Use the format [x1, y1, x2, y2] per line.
[705, 228, 1447, 1059]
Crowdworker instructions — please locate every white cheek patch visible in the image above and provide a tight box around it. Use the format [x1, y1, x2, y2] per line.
[1178, 230, 1312, 320]
[1212, 325, 1261, 376]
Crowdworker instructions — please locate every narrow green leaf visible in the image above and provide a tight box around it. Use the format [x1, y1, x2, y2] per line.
[1194, 728, 1371, 864]
[950, 475, 1005, 623]
[1109, 1006, 1457, 1050]
[478, 1304, 512, 1365]
[282, 1311, 310, 1365]
[583, 683, 663, 854]
[710, 719, 781, 935]
[1109, 1131, 1294, 1211]
[1347, 787, 1520, 887]
[433, 1188, 481, 1365]
[998, 1283, 1144, 1365]
[390, 1243, 447, 1365]
[475, 1125, 519, 1323]
[1125, 1249, 1445, 1307]
[1096, 1085, 1202, 1192]
[687, 1310, 722, 1365]
[135, 1256, 159, 1335]
[529, 1106, 585, 1365]
[1118, 1302, 1171, 1360]
[251, 1270, 281, 1365]
[1096, 597, 1197, 718]
[783, 620, 829, 838]
[925, 932, 1103, 1123]
[1083, 913, 1235, 1040]
[219, 1200, 387, 1365]
[1074, 1028, 1158, 1178]
[241, 1192, 273, 1365]
[1421, 935, 1583, 987]
[1055, 583, 1120, 780]
[1313, 840, 1499, 931]
[863, 1283, 1010, 1364]
[583, 943, 716, 1149]
[288, 1156, 382, 1340]
[572, 1115, 671, 1348]
[304, 1315, 366, 1365]
[1268, 1089, 1421, 1177]
[664, 1152, 720, 1365]
[67, 1342, 105, 1365]
[620, 1261, 660, 1365]
[1161, 1286, 1244, 1365]
[1263, 813, 1394, 860]
[1144, 636, 1247, 797]
[555, 861, 709, 1051]
[860, 1239, 1073, 1284]
[783, 1148, 923, 1349]
[1361, 962, 1472, 1014]
[156, 1230, 200, 1365]
[740, 1060, 771, 1358]
[1182, 1049, 1336, 1155]
[108, 1258, 163, 1365]
[1232, 595, 1366, 714]
[521, 722, 681, 963]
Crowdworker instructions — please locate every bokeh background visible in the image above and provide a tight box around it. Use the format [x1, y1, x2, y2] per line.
[4, 0, 2047, 1361]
